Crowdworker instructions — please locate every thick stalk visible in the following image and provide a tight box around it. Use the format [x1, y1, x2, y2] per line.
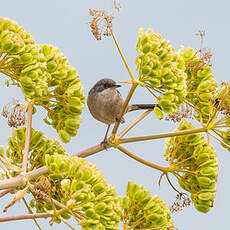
[0, 127, 207, 190]
[0, 213, 53, 222]
[73, 143, 108, 158]
[22, 102, 33, 172]
[0, 166, 48, 190]
[0, 188, 13, 198]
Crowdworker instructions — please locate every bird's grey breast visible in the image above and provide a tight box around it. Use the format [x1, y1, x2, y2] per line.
[87, 87, 124, 124]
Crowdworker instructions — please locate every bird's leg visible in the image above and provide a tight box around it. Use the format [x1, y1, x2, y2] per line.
[101, 124, 111, 149]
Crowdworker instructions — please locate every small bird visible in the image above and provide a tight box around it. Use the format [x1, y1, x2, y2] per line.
[87, 78, 158, 142]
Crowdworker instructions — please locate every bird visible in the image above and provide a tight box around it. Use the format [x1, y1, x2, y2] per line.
[87, 78, 159, 143]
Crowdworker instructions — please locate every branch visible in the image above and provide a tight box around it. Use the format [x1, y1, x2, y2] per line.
[0, 213, 53, 222]
[0, 188, 13, 198]
[0, 166, 49, 190]
[119, 127, 207, 144]
[0, 127, 208, 190]
[117, 145, 168, 172]
[22, 102, 33, 172]
[73, 143, 107, 158]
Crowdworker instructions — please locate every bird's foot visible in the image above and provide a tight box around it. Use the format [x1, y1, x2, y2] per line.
[100, 138, 110, 150]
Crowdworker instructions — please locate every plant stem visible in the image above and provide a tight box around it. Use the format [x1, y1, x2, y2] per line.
[0, 54, 9, 65]
[0, 213, 53, 222]
[0, 166, 49, 190]
[117, 145, 168, 172]
[22, 197, 42, 230]
[110, 30, 135, 82]
[118, 110, 152, 138]
[112, 83, 137, 136]
[60, 217, 76, 230]
[22, 102, 33, 172]
[73, 143, 108, 158]
[0, 188, 13, 198]
[108, 27, 138, 136]
[0, 127, 208, 190]
[0, 69, 19, 80]
[119, 127, 207, 144]
[209, 131, 230, 149]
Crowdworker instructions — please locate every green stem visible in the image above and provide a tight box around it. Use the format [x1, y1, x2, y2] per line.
[0, 53, 9, 65]
[215, 125, 230, 128]
[22, 198, 43, 230]
[0, 69, 19, 80]
[165, 173, 181, 194]
[209, 131, 230, 149]
[118, 109, 152, 138]
[117, 145, 168, 172]
[108, 28, 138, 136]
[112, 83, 137, 136]
[119, 127, 207, 144]
[110, 30, 136, 82]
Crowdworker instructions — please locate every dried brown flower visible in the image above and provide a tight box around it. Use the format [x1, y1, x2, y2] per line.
[89, 9, 114, 40]
[113, 0, 122, 12]
[166, 105, 192, 122]
[170, 193, 191, 213]
[31, 176, 53, 203]
[212, 82, 230, 115]
[1, 99, 26, 128]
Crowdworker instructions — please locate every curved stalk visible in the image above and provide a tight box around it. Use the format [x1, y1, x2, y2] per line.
[117, 145, 168, 172]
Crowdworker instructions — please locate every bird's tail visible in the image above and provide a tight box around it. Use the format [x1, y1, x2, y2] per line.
[127, 104, 160, 112]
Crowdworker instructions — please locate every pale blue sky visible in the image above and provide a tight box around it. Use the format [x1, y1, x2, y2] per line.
[0, 0, 229, 229]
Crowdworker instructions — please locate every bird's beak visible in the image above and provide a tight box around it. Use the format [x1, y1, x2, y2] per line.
[115, 84, 121, 88]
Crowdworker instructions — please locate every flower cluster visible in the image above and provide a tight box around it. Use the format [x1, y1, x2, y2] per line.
[0, 17, 34, 54]
[180, 47, 217, 123]
[34, 154, 122, 229]
[121, 181, 174, 229]
[136, 28, 187, 115]
[165, 119, 218, 213]
[6, 127, 66, 171]
[220, 129, 230, 151]
[0, 17, 85, 142]
[212, 82, 230, 151]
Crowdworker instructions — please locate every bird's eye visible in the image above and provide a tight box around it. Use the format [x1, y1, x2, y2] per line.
[104, 83, 111, 88]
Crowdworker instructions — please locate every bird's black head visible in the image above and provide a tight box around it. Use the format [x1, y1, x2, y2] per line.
[92, 78, 121, 93]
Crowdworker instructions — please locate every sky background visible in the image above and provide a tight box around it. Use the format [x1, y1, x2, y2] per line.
[0, 0, 229, 229]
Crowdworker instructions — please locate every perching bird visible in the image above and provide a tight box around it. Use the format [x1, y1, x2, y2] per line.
[87, 78, 158, 141]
